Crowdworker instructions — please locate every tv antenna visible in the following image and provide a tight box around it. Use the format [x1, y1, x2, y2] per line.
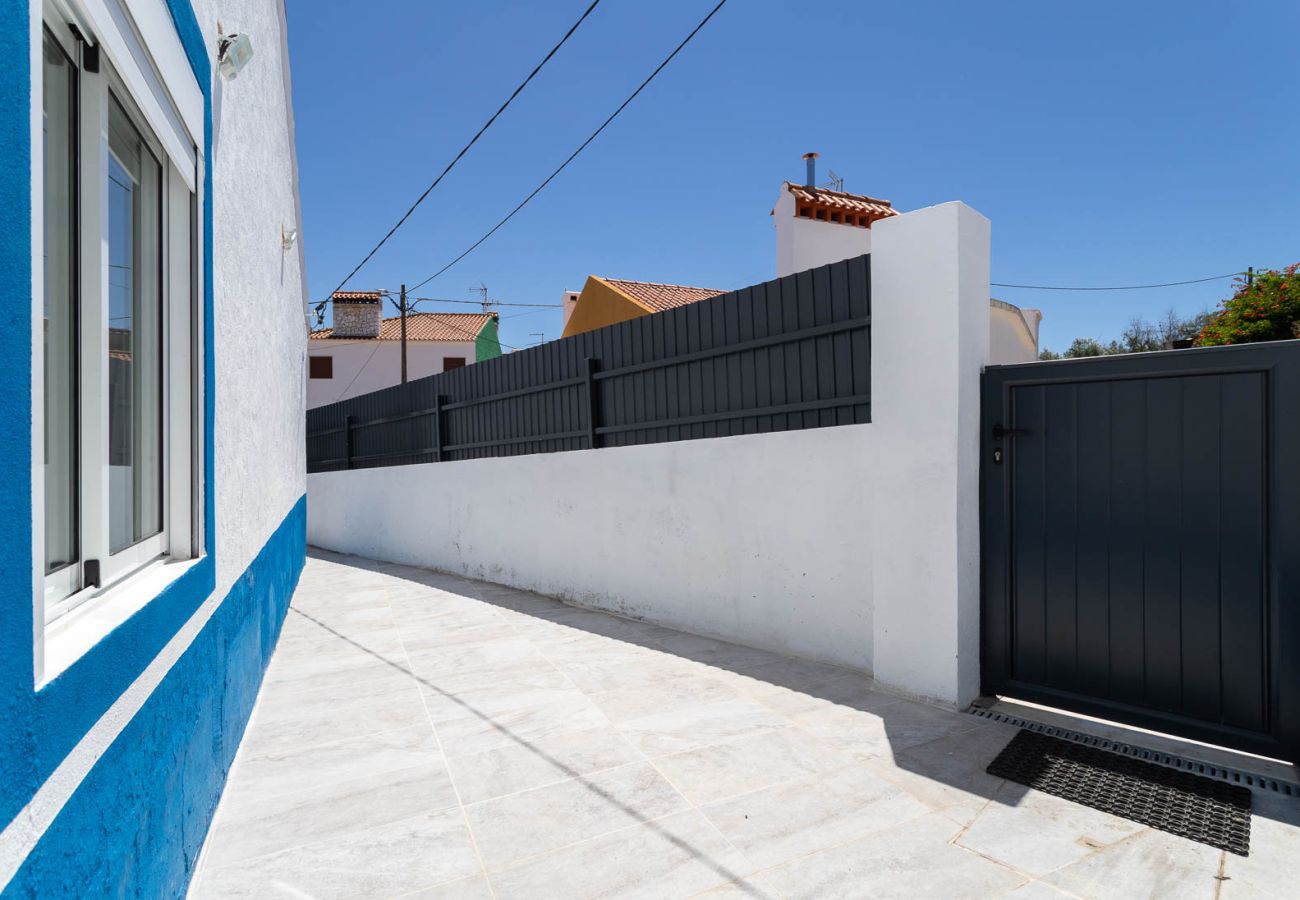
[821, 169, 845, 192]
[469, 282, 496, 314]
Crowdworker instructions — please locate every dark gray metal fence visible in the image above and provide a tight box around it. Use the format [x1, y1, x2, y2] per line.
[981, 341, 1300, 762]
[307, 256, 871, 472]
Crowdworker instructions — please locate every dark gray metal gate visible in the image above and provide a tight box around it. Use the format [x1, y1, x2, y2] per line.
[981, 342, 1300, 762]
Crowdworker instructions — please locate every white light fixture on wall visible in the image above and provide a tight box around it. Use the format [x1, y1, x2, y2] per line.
[281, 225, 298, 250]
[217, 33, 253, 80]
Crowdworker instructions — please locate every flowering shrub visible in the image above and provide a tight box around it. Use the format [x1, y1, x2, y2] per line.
[1196, 264, 1300, 346]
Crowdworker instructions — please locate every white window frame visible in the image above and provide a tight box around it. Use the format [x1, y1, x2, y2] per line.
[33, 0, 205, 680]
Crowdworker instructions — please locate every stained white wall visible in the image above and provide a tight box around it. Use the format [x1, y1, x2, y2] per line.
[309, 203, 990, 707]
[191, 0, 308, 589]
[307, 340, 478, 408]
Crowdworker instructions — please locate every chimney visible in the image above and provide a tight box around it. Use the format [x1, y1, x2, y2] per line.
[330, 291, 382, 338]
[561, 289, 580, 329]
[773, 155, 897, 278]
[802, 151, 818, 188]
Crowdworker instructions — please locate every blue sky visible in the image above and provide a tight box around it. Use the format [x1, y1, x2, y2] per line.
[286, 0, 1298, 353]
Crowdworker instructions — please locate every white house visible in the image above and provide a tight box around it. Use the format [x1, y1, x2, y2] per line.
[307, 291, 502, 408]
[2, 0, 307, 894]
[773, 154, 1041, 362]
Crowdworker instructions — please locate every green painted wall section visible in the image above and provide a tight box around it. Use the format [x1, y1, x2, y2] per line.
[475, 316, 502, 362]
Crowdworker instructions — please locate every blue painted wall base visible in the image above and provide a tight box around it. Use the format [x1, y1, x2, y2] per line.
[7, 497, 306, 899]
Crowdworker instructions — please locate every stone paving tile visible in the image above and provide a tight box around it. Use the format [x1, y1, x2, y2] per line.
[997, 880, 1077, 899]
[442, 722, 643, 805]
[201, 762, 459, 869]
[762, 811, 1026, 899]
[652, 725, 858, 806]
[223, 723, 444, 803]
[858, 718, 1019, 824]
[1039, 828, 1222, 900]
[463, 761, 689, 871]
[1212, 790, 1300, 900]
[698, 763, 930, 869]
[193, 810, 479, 900]
[397, 875, 496, 900]
[488, 810, 757, 900]
[956, 783, 1145, 878]
[190, 552, 1300, 899]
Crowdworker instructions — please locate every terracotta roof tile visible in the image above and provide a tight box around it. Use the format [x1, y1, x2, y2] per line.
[783, 182, 897, 226]
[311, 312, 493, 342]
[602, 278, 725, 312]
[331, 290, 383, 302]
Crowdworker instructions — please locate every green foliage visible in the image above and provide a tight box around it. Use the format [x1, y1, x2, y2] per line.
[1037, 308, 1209, 360]
[1195, 265, 1300, 346]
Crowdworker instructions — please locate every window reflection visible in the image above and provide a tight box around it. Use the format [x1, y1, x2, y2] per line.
[43, 29, 78, 579]
[107, 94, 163, 553]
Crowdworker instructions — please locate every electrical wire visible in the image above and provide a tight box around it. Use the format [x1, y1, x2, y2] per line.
[319, 0, 604, 303]
[991, 272, 1243, 291]
[408, 295, 561, 308]
[331, 339, 384, 403]
[406, 0, 729, 293]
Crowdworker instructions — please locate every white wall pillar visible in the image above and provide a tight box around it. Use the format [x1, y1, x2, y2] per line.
[869, 202, 990, 707]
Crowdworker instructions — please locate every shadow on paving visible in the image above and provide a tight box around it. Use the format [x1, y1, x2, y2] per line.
[299, 548, 1300, 842]
[296, 548, 1045, 821]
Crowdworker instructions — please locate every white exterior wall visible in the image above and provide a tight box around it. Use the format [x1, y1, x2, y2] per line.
[869, 202, 989, 707]
[990, 302, 1041, 364]
[310, 425, 876, 671]
[192, 0, 308, 588]
[307, 340, 477, 408]
[309, 203, 990, 707]
[773, 188, 873, 279]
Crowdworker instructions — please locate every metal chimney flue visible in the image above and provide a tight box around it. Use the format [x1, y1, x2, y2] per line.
[802, 152, 819, 188]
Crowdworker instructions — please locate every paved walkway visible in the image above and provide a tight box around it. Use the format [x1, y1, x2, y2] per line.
[189, 551, 1298, 899]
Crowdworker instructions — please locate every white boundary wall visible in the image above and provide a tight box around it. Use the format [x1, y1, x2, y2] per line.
[308, 202, 990, 707]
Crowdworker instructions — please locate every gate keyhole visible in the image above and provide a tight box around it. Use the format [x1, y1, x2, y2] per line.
[993, 446, 1004, 465]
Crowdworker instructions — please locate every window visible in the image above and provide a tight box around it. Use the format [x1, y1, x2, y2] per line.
[43, 27, 79, 587]
[309, 355, 333, 379]
[39, 8, 202, 625]
[443, 357, 466, 372]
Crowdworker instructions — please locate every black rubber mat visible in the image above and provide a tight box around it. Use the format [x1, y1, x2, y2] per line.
[987, 729, 1252, 856]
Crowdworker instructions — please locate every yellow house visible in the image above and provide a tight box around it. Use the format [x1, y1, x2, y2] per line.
[561, 276, 725, 338]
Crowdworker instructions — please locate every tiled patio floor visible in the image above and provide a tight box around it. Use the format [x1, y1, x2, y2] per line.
[189, 551, 1300, 899]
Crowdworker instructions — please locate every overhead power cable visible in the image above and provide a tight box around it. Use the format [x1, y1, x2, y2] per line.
[408, 295, 560, 308]
[991, 272, 1243, 291]
[407, 0, 730, 293]
[319, 0, 604, 303]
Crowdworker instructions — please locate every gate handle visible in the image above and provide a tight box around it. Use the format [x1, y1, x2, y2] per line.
[992, 423, 1031, 440]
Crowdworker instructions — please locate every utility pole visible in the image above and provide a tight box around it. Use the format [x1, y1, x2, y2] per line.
[399, 283, 409, 384]
[1247, 266, 1254, 288]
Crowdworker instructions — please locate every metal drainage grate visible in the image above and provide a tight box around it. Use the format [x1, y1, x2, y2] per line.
[970, 706, 1297, 797]
[987, 729, 1252, 856]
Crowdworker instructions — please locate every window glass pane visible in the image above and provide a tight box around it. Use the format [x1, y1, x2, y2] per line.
[108, 94, 163, 553]
[43, 29, 78, 579]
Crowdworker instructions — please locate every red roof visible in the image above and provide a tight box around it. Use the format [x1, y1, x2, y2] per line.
[311, 312, 493, 342]
[783, 182, 897, 227]
[601, 278, 725, 312]
[331, 290, 383, 302]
